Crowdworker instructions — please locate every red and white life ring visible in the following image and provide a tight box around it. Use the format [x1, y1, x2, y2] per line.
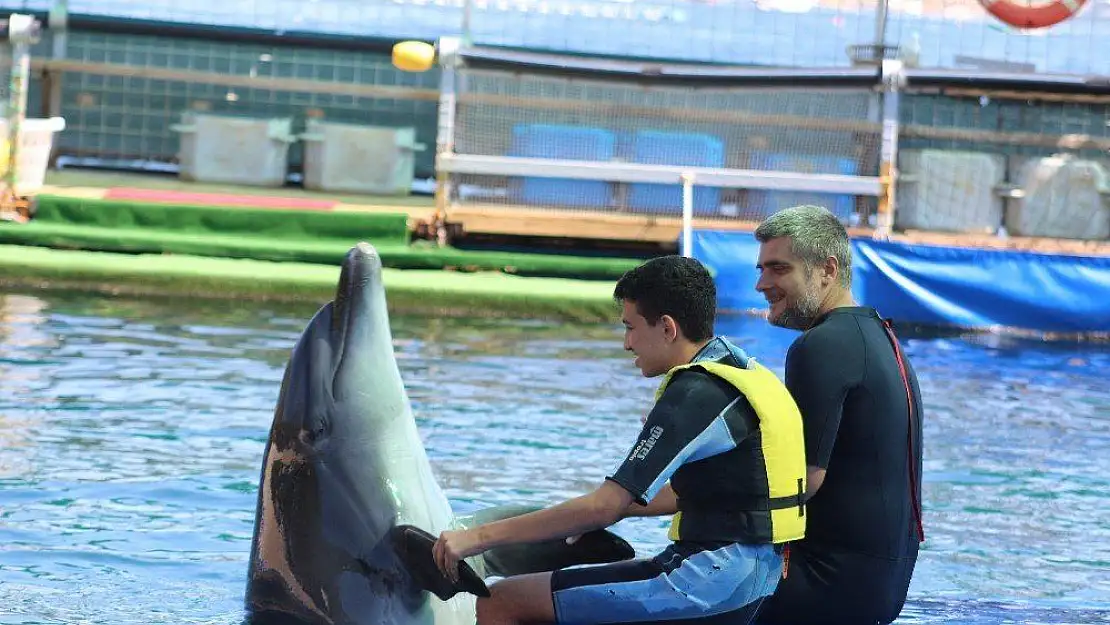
[977, 0, 1087, 29]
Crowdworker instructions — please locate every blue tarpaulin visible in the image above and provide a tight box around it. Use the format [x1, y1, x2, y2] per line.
[687, 229, 1110, 335]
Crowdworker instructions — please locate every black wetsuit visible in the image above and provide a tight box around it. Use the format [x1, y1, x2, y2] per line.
[755, 307, 924, 625]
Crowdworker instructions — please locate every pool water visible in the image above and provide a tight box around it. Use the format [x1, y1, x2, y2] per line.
[0, 290, 1107, 624]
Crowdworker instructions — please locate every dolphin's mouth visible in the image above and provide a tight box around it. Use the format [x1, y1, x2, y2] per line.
[331, 242, 382, 381]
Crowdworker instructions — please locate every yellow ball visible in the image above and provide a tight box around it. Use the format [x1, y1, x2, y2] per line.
[392, 41, 436, 72]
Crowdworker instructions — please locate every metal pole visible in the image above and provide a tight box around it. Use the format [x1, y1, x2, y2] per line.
[7, 41, 29, 195]
[681, 172, 694, 258]
[874, 0, 888, 54]
[50, 0, 68, 60]
[434, 37, 461, 247]
[875, 59, 904, 240]
[461, 0, 472, 46]
[0, 13, 40, 222]
[5, 14, 40, 196]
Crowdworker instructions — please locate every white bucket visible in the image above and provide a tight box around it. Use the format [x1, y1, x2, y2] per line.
[0, 116, 66, 194]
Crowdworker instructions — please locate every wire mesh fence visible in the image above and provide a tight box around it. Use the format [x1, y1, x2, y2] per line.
[34, 30, 442, 177]
[439, 55, 1109, 239]
[895, 92, 1110, 238]
[447, 66, 883, 225]
[0, 2, 1105, 239]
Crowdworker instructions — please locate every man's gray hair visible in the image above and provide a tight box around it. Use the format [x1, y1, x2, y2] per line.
[754, 205, 853, 288]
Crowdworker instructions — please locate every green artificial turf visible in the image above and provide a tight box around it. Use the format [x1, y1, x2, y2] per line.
[0, 244, 622, 323]
[0, 195, 642, 281]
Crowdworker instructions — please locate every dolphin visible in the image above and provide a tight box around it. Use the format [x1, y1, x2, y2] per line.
[244, 242, 634, 625]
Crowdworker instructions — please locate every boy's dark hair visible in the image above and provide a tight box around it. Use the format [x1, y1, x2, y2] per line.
[613, 255, 716, 342]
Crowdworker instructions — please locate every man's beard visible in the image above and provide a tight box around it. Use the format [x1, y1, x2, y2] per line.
[770, 279, 823, 330]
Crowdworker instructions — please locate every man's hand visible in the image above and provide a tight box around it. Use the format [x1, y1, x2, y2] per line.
[432, 528, 484, 584]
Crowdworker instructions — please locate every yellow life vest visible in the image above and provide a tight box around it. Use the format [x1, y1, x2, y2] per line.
[655, 358, 807, 544]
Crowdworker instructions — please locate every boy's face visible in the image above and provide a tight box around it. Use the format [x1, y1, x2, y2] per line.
[620, 299, 675, 378]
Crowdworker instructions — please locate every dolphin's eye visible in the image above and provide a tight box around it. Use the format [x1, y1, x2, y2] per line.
[298, 429, 314, 445]
[299, 421, 328, 446]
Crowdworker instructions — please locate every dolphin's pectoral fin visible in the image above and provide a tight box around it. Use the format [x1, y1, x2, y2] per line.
[453, 503, 543, 529]
[389, 524, 491, 601]
[480, 529, 637, 578]
[458, 504, 638, 578]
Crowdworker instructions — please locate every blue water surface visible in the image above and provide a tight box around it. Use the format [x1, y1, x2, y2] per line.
[0, 289, 1107, 624]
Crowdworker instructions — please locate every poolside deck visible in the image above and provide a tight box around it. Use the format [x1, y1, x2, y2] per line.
[36, 168, 1110, 258]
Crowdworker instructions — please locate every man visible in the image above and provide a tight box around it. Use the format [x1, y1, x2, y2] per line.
[751, 205, 925, 625]
[432, 255, 809, 625]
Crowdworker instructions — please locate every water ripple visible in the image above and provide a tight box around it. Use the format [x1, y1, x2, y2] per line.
[0, 290, 1107, 624]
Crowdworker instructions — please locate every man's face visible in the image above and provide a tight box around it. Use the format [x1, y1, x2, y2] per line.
[620, 299, 673, 378]
[755, 237, 824, 330]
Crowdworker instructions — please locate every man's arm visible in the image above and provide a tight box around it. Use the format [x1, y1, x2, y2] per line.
[566, 483, 677, 547]
[435, 371, 736, 579]
[622, 483, 678, 518]
[483, 370, 726, 543]
[806, 466, 826, 499]
[784, 334, 860, 492]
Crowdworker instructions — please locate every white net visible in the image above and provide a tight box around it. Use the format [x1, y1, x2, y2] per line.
[896, 93, 1110, 240]
[447, 67, 882, 225]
